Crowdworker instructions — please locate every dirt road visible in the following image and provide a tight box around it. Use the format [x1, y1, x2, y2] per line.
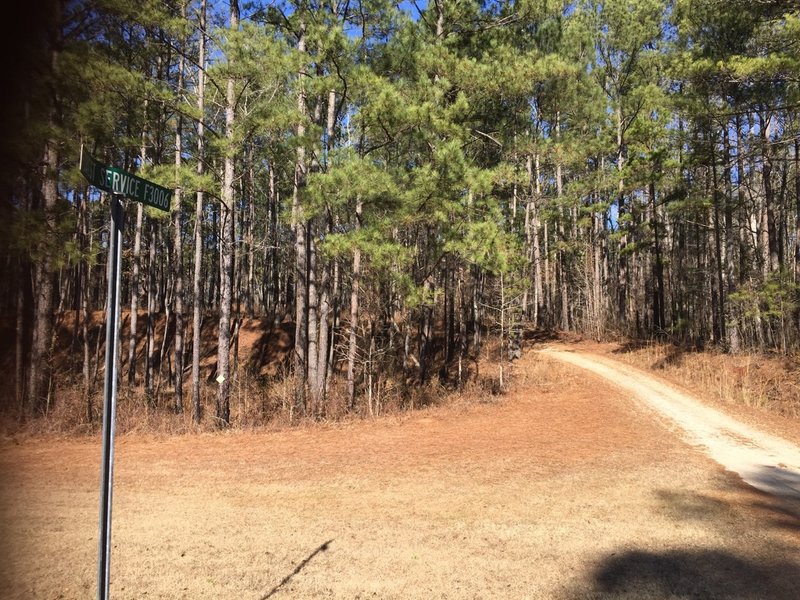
[1, 347, 799, 599]
[540, 348, 800, 502]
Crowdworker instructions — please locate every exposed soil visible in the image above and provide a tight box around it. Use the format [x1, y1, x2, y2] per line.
[1, 346, 799, 599]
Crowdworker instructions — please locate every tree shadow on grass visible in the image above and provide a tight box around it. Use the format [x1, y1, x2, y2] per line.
[747, 465, 800, 504]
[655, 483, 800, 532]
[610, 340, 690, 369]
[258, 539, 333, 599]
[574, 486, 800, 599]
[587, 549, 800, 599]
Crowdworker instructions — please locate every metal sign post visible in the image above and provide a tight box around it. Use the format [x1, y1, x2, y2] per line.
[97, 194, 124, 600]
[80, 145, 170, 600]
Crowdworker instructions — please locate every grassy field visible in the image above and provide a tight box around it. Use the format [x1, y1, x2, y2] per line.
[1, 351, 799, 599]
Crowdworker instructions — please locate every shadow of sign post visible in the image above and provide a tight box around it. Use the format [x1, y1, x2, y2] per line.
[259, 540, 333, 599]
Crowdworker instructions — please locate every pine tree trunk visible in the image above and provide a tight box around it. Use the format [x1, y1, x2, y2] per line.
[315, 261, 331, 413]
[145, 223, 157, 402]
[314, 89, 337, 405]
[735, 116, 748, 287]
[593, 197, 603, 337]
[347, 199, 362, 410]
[648, 180, 665, 333]
[445, 260, 455, 368]
[419, 253, 434, 383]
[78, 191, 93, 420]
[293, 20, 309, 415]
[499, 273, 505, 390]
[155, 262, 173, 400]
[457, 266, 467, 387]
[555, 112, 568, 331]
[525, 154, 543, 327]
[246, 155, 256, 317]
[307, 232, 320, 411]
[190, 0, 206, 424]
[206, 205, 215, 308]
[759, 113, 772, 278]
[616, 104, 628, 326]
[268, 166, 279, 319]
[173, 25, 185, 413]
[29, 137, 59, 414]
[26, 2, 64, 416]
[128, 111, 148, 387]
[723, 127, 740, 353]
[128, 201, 144, 386]
[327, 258, 339, 393]
[795, 135, 800, 288]
[216, 0, 239, 426]
[473, 267, 482, 356]
[761, 113, 780, 272]
[533, 153, 544, 325]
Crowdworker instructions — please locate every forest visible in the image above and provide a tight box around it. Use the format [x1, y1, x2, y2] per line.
[3, 0, 799, 427]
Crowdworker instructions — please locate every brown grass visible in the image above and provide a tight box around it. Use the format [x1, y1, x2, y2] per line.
[1, 350, 799, 599]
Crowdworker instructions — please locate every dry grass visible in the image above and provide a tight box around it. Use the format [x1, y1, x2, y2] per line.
[601, 342, 800, 418]
[2, 351, 799, 599]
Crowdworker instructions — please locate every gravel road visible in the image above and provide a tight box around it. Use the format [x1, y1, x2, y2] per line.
[540, 347, 800, 502]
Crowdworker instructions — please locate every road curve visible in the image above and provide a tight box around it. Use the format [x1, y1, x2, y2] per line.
[539, 348, 800, 502]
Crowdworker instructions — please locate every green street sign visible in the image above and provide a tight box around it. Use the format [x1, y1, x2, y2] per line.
[79, 145, 172, 212]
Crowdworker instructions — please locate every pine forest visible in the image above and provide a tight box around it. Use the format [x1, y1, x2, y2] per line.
[4, 0, 800, 428]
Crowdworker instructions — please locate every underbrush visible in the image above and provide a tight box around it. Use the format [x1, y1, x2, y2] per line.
[1, 339, 515, 437]
[611, 342, 800, 418]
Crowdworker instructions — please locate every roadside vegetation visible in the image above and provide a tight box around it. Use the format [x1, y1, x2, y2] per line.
[3, 0, 800, 430]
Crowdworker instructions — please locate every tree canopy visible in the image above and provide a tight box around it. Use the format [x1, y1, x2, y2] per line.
[4, 0, 800, 423]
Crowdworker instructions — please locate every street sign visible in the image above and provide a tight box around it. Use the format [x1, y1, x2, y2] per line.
[79, 144, 173, 600]
[80, 145, 172, 212]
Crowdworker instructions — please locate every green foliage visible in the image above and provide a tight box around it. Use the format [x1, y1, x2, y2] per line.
[730, 271, 799, 321]
[445, 218, 522, 275]
[11, 0, 800, 397]
[8, 199, 78, 269]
